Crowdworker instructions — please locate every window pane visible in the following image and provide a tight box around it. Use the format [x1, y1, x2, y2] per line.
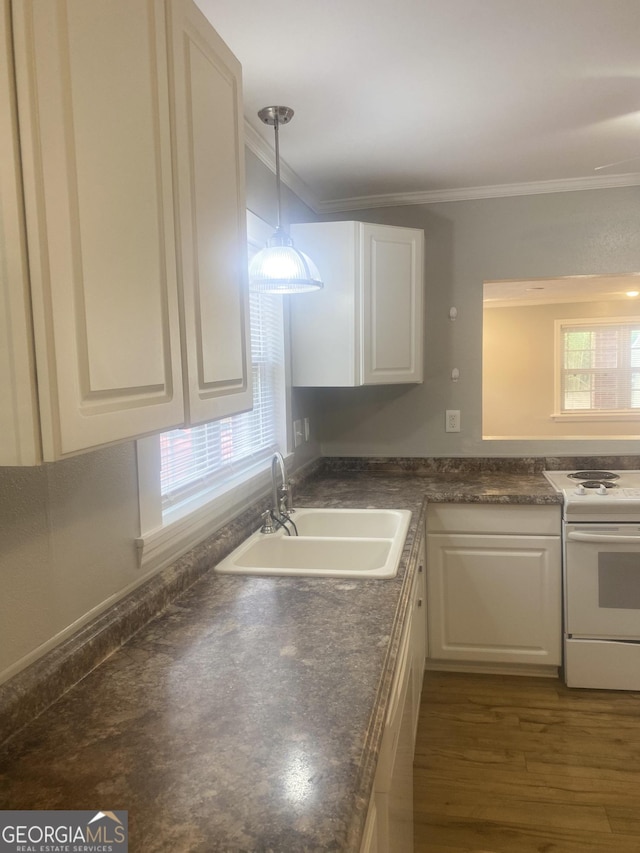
[560, 319, 640, 414]
[565, 391, 592, 409]
[565, 373, 591, 392]
[631, 330, 640, 367]
[593, 329, 618, 368]
[565, 350, 592, 369]
[632, 373, 640, 408]
[564, 331, 592, 350]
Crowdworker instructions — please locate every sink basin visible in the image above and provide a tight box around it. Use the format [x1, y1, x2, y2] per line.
[291, 507, 408, 538]
[215, 508, 411, 579]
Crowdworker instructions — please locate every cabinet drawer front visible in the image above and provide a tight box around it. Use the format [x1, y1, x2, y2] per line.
[427, 503, 560, 536]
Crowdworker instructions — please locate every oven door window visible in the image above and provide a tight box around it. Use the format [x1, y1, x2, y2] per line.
[599, 554, 640, 609]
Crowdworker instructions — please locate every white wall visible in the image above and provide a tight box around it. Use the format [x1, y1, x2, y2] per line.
[312, 187, 640, 457]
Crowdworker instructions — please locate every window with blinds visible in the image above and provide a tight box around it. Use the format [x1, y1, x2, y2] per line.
[159, 225, 285, 513]
[559, 319, 640, 413]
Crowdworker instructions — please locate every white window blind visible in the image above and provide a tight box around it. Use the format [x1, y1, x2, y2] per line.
[560, 319, 640, 413]
[159, 231, 285, 513]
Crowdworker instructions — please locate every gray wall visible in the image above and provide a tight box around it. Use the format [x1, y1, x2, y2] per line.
[0, 443, 140, 682]
[311, 187, 640, 457]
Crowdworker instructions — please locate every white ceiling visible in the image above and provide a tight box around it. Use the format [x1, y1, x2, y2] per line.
[196, 0, 640, 212]
[484, 273, 640, 307]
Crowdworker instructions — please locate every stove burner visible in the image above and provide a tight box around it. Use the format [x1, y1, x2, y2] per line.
[568, 470, 620, 481]
[579, 480, 618, 489]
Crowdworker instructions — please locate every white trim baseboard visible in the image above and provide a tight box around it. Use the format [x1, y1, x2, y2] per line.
[425, 659, 560, 678]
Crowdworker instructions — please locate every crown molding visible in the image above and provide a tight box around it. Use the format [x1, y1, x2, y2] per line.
[243, 119, 640, 214]
[316, 173, 640, 213]
[243, 120, 320, 213]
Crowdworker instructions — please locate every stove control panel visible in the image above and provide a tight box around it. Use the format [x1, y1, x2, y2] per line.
[544, 470, 640, 522]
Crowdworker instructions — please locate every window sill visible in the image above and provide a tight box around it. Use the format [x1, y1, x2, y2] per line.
[136, 454, 286, 573]
[550, 412, 640, 423]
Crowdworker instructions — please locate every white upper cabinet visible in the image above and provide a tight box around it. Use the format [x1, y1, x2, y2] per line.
[0, 0, 40, 465]
[1, 0, 250, 464]
[167, 0, 251, 424]
[12, 0, 184, 461]
[289, 221, 424, 387]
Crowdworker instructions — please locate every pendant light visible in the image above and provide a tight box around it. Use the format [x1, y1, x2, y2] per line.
[249, 106, 323, 294]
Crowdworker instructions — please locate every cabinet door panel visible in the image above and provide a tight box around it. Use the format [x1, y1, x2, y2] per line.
[0, 0, 40, 465]
[169, 0, 252, 423]
[361, 224, 423, 385]
[427, 533, 562, 665]
[13, 0, 184, 459]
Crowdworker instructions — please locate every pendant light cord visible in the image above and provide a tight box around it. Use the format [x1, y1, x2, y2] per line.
[274, 114, 282, 231]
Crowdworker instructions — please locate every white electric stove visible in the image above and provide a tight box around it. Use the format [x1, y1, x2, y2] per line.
[544, 469, 640, 522]
[544, 468, 640, 690]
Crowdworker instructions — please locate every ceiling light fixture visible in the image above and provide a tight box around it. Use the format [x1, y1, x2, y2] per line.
[249, 106, 323, 294]
[626, 290, 639, 297]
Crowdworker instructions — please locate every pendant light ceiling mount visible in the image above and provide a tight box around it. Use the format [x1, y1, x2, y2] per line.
[257, 105, 294, 127]
[249, 106, 323, 295]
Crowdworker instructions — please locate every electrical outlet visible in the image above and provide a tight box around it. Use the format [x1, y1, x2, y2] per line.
[293, 419, 304, 447]
[445, 410, 460, 433]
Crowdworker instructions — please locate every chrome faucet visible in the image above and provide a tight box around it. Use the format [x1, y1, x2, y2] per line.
[262, 451, 297, 535]
[271, 451, 289, 518]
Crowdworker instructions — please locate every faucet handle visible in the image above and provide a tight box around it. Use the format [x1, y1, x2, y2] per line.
[280, 483, 297, 516]
[260, 510, 276, 534]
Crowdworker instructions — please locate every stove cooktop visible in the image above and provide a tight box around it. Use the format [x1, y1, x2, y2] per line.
[544, 470, 640, 521]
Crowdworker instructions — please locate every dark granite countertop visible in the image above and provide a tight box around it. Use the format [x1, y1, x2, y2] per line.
[0, 468, 560, 852]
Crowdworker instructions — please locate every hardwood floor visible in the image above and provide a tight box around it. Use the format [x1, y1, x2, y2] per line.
[413, 671, 640, 852]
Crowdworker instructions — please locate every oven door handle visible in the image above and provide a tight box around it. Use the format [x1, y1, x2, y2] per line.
[567, 531, 640, 544]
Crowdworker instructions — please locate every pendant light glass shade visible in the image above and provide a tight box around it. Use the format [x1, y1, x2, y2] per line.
[249, 227, 323, 294]
[249, 106, 323, 294]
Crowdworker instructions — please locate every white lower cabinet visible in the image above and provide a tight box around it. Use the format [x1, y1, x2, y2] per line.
[362, 546, 426, 853]
[360, 790, 379, 853]
[426, 504, 562, 668]
[410, 541, 426, 742]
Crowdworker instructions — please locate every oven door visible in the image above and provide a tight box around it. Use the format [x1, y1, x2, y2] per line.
[565, 523, 640, 639]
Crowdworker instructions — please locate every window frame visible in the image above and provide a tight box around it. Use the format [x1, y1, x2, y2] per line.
[136, 211, 291, 571]
[552, 316, 640, 422]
